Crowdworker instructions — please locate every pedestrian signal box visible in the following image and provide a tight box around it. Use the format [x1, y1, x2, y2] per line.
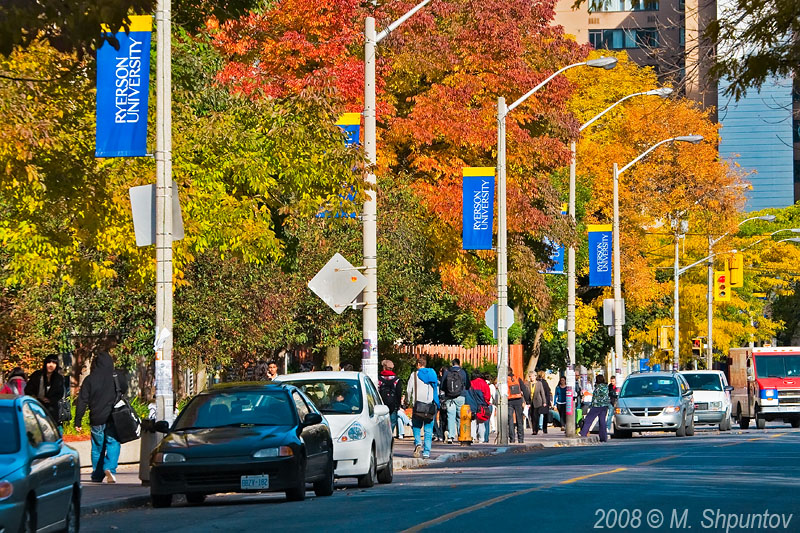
[714, 271, 731, 302]
[692, 338, 702, 358]
[728, 253, 744, 288]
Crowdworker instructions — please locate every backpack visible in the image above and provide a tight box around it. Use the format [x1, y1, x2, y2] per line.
[476, 404, 491, 422]
[443, 368, 465, 398]
[378, 375, 399, 410]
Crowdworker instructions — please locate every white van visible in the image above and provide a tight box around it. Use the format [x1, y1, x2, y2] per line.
[680, 370, 734, 431]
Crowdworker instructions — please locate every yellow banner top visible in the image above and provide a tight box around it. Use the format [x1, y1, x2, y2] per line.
[587, 224, 612, 232]
[335, 113, 361, 126]
[463, 167, 496, 177]
[102, 15, 153, 34]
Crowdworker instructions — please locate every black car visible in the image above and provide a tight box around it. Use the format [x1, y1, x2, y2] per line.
[149, 382, 334, 507]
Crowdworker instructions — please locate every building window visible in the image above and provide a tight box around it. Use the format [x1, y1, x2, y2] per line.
[589, 0, 659, 12]
[589, 28, 660, 50]
[679, 27, 685, 46]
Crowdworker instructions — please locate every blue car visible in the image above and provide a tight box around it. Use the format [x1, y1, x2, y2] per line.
[0, 395, 81, 533]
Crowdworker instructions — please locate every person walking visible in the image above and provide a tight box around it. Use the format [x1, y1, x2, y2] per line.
[507, 369, 526, 443]
[266, 360, 279, 380]
[469, 373, 491, 442]
[75, 351, 127, 483]
[530, 371, 548, 435]
[554, 376, 568, 431]
[488, 376, 497, 439]
[25, 354, 66, 427]
[607, 375, 618, 431]
[1, 367, 27, 395]
[407, 356, 439, 459]
[579, 374, 612, 442]
[442, 358, 470, 443]
[378, 359, 403, 438]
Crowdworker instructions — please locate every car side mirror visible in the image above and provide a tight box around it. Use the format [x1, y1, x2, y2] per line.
[724, 385, 734, 393]
[746, 367, 755, 381]
[374, 405, 390, 417]
[154, 420, 171, 433]
[303, 412, 323, 426]
[32, 442, 60, 460]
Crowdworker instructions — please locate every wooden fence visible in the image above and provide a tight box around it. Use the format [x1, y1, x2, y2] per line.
[396, 344, 523, 378]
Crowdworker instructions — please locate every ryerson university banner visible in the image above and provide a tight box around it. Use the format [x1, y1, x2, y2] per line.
[588, 224, 612, 287]
[462, 167, 495, 250]
[96, 16, 153, 158]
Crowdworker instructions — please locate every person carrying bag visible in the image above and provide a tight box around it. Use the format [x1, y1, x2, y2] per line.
[407, 356, 440, 459]
[111, 373, 142, 444]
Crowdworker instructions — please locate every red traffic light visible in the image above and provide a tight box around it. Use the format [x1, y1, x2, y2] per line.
[692, 339, 701, 348]
[717, 274, 727, 283]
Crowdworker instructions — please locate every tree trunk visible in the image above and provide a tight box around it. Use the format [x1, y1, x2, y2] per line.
[324, 345, 340, 370]
[525, 326, 544, 376]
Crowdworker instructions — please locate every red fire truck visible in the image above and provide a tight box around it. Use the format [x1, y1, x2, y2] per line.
[727, 347, 800, 429]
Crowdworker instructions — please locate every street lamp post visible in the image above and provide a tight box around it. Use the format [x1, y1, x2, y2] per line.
[363, 1, 431, 384]
[565, 86, 671, 437]
[496, 56, 617, 445]
[612, 135, 704, 373]
[705, 215, 776, 369]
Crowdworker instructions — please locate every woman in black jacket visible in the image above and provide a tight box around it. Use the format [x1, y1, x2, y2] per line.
[25, 354, 66, 425]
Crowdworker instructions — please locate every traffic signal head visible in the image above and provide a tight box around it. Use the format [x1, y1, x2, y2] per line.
[714, 271, 731, 302]
[692, 338, 702, 357]
[728, 253, 744, 288]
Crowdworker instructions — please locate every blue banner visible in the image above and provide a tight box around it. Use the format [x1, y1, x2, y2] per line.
[462, 168, 495, 250]
[96, 16, 152, 158]
[336, 113, 361, 147]
[543, 237, 564, 274]
[588, 224, 612, 286]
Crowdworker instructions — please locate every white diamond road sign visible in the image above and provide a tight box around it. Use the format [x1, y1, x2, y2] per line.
[308, 253, 367, 314]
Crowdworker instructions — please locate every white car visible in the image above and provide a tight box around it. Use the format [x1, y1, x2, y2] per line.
[274, 371, 393, 486]
[680, 370, 734, 431]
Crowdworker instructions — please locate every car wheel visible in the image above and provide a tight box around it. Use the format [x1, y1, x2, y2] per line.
[150, 494, 173, 508]
[676, 414, 687, 437]
[756, 414, 766, 430]
[791, 419, 800, 428]
[686, 416, 695, 436]
[357, 449, 377, 488]
[23, 499, 36, 533]
[64, 489, 80, 533]
[286, 458, 307, 502]
[313, 451, 335, 497]
[377, 449, 394, 484]
[186, 493, 206, 505]
[739, 415, 750, 429]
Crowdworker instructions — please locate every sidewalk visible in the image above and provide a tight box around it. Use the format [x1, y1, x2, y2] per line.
[79, 429, 598, 517]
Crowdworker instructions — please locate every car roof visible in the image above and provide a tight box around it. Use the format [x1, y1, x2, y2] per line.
[0, 394, 20, 406]
[679, 370, 724, 374]
[204, 381, 292, 394]
[276, 371, 364, 381]
[627, 372, 680, 379]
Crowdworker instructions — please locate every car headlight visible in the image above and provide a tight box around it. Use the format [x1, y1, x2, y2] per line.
[760, 388, 778, 400]
[339, 421, 366, 442]
[662, 406, 681, 413]
[0, 481, 12, 501]
[153, 452, 186, 463]
[710, 401, 723, 410]
[615, 407, 631, 415]
[253, 446, 293, 458]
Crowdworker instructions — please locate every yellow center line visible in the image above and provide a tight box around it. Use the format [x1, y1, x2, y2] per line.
[636, 455, 679, 466]
[770, 433, 787, 439]
[402, 467, 626, 532]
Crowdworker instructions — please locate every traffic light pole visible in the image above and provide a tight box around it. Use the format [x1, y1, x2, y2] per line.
[707, 237, 714, 369]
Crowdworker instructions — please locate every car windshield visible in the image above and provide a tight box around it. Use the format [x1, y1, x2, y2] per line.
[174, 389, 295, 430]
[620, 377, 679, 398]
[755, 355, 800, 378]
[281, 379, 363, 415]
[0, 406, 19, 453]
[682, 373, 722, 391]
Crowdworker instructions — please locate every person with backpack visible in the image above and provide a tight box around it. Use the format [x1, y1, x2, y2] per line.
[25, 354, 66, 428]
[470, 373, 491, 442]
[1, 367, 27, 395]
[554, 375, 568, 431]
[507, 368, 527, 443]
[406, 356, 440, 459]
[378, 359, 403, 437]
[442, 358, 470, 443]
[579, 374, 611, 442]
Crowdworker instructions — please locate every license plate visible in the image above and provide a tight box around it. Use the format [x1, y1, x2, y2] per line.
[240, 475, 269, 490]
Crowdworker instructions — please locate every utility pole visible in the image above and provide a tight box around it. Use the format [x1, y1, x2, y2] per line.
[496, 97, 509, 446]
[155, 0, 174, 422]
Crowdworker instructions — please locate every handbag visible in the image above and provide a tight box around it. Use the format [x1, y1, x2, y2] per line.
[110, 373, 142, 443]
[412, 372, 437, 422]
[58, 379, 72, 423]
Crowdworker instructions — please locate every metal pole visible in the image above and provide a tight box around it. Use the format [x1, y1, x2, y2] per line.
[155, 0, 173, 423]
[673, 231, 680, 370]
[496, 97, 509, 446]
[707, 237, 713, 369]
[566, 141, 577, 437]
[612, 163, 623, 384]
[362, 17, 378, 385]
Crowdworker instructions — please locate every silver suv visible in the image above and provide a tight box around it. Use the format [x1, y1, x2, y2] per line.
[613, 372, 695, 438]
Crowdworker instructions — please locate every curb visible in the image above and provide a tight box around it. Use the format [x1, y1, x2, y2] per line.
[81, 495, 151, 517]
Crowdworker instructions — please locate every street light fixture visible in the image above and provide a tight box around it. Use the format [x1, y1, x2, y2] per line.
[496, 55, 618, 446]
[565, 85, 672, 437]
[362, 0, 431, 384]
[611, 134, 704, 375]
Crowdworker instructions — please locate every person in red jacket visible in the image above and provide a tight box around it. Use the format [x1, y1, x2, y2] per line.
[470, 374, 491, 442]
